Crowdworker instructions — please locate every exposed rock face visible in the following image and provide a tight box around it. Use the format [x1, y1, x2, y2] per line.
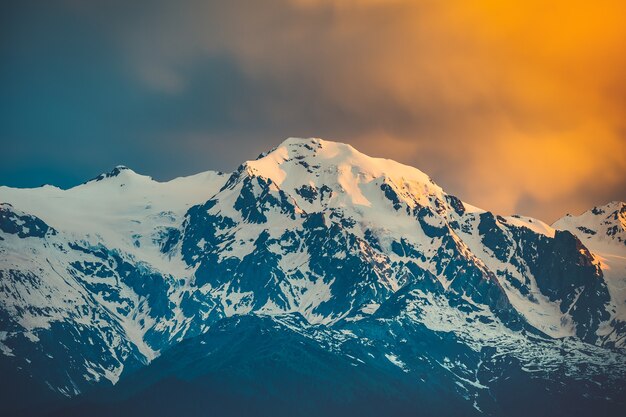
[1, 138, 624, 416]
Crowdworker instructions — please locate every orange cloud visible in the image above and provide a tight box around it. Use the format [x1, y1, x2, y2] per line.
[288, 0, 626, 220]
[112, 0, 626, 221]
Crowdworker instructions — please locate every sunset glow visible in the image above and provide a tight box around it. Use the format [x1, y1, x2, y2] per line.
[2, 0, 625, 221]
[2, 3, 626, 415]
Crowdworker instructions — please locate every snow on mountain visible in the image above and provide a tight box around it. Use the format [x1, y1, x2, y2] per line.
[0, 166, 225, 265]
[0, 138, 624, 415]
[553, 201, 626, 346]
[503, 215, 556, 238]
[179, 138, 519, 324]
[554, 201, 626, 253]
[0, 168, 226, 396]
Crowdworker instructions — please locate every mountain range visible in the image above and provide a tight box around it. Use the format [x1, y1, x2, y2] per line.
[1, 138, 625, 416]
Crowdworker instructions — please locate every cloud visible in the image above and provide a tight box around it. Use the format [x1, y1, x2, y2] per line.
[3, 0, 625, 221]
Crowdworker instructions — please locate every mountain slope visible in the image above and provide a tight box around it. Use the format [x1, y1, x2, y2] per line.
[0, 138, 624, 415]
[553, 201, 626, 346]
[49, 313, 626, 417]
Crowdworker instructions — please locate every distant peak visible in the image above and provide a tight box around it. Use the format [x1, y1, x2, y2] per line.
[84, 165, 143, 184]
[590, 201, 626, 216]
[607, 200, 626, 210]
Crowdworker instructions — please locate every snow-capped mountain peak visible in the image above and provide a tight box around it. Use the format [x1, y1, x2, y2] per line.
[81, 165, 158, 187]
[1, 138, 625, 415]
[248, 137, 435, 186]
[554, 201, 626, 252]
[553, 201, 626, 336]
[236, 137, 481, 233]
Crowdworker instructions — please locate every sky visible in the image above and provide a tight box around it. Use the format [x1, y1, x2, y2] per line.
[1, 0, 625, 222]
